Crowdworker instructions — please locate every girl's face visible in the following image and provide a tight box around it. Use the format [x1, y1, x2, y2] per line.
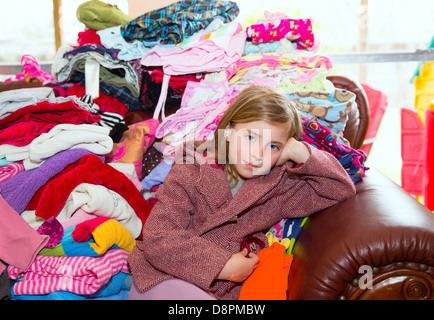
[226, 121, 290, 179]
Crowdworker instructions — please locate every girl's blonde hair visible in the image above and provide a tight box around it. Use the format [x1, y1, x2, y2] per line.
[213, 85, 303, 184]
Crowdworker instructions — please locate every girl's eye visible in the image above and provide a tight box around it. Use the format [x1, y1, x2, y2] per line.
[270, 144, 279, 150]
[247, 135, 255, 141]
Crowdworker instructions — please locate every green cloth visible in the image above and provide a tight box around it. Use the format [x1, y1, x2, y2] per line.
[76, 0, 132, 31]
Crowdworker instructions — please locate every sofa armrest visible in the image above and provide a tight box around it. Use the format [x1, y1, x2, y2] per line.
[288, 168, 434, 300]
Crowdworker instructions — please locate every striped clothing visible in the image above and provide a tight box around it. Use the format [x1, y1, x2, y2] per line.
[120, 0, 239, 44]
[0, 162, 25, 184]
[8, 249, 130, 296]
[78, 94, 125, 129]
[96, 110, 125, 129]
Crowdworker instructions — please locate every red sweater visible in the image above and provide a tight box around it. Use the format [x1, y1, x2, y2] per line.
[0, 100, 101, 146]
[128, 143, 356, 300]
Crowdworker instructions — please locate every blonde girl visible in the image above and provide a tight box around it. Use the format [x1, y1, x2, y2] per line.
[128, 86, 356, 300]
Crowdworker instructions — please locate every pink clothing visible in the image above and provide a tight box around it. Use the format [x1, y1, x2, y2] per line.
[246, 18, 314, 50]
[4, 54, 55, 83]
[229, 52, 333, 86]
[8, 249, 130, 296]
[141, 21, 245, 76]
[140, 21, 246, 120]
[60, 209, 96, 231]
[155, 80, 242, 141]
[0, 196, 49, 274]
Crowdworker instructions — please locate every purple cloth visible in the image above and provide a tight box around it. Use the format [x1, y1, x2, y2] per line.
[128, 279, 216, 300]
[0, 149, 99, 213]
[36, 217, 64, 248]
[0, 196, 49, 274]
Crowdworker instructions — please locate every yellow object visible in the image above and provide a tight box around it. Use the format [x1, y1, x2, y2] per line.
[266, 232, 291, 251]
[414, 62, 434, 124]
[90, 219, 136, 254]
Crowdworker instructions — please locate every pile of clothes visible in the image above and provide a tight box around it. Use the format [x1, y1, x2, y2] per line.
[0, 0, 368, 300]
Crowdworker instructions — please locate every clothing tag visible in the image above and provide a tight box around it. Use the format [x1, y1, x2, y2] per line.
[249, 242, 256, 252]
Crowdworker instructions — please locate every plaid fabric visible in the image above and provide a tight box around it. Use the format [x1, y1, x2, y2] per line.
[120, 0, 239, 44]
[99, 82, 141, 110]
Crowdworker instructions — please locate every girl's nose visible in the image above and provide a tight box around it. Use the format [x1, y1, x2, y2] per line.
[252, 143, 263, 159]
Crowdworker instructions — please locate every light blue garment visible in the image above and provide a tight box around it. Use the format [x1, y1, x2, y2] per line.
[286, 88, 356, 144]
[97, 26, 164, 61]
[0, 158, 12, 166]
[243, 41, 283, 55]
[141, 160, 172, 190]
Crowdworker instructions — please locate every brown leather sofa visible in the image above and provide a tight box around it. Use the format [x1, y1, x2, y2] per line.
[287, 76, 434, 300]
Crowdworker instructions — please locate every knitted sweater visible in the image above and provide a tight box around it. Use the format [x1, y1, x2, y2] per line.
[128, 142, 356, 300]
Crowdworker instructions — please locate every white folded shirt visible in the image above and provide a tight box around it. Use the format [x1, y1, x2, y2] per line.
[27, 123, 113, 165]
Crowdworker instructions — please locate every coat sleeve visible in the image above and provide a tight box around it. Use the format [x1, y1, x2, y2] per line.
[279, 142, 357, 217]
[140, 163, 233, 291]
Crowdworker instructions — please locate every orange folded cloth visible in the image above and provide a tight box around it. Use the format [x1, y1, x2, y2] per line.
[238, 243, 293, 300]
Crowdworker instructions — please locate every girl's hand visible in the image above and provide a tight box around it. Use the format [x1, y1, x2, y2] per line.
[216, 249, 259, 282]
[276, 138, 310, 166]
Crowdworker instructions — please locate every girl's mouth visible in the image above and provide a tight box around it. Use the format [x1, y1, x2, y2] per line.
[245, 163, 261, 169]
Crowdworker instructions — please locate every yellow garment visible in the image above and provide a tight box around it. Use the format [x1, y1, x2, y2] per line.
[90, 218, 136, 254]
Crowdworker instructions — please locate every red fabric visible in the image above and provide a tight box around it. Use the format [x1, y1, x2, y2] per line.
[76, 29, 102, 47]
[149, 68, 205, 94]
[72, 216, 111, 243]
[0, 100, 101, 146]
[238, 243, 293, 300]
[145, 197, 158, 211]
[66, 83, 129, 117]
[26, 154, 150, 234]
